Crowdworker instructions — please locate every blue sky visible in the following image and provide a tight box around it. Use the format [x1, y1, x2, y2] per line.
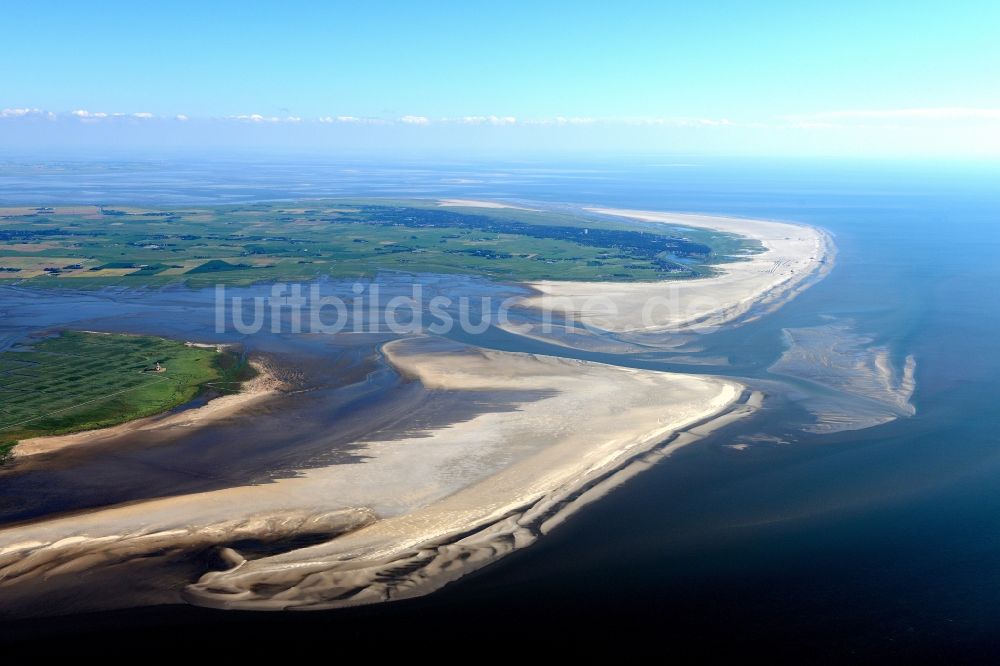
[2, 1, 999, 156]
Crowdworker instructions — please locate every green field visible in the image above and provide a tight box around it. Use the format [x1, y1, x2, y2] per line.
[0, 331, 253, 459]
[0, 200, 762, 288]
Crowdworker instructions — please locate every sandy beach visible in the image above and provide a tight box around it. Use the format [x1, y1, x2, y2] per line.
[518, 208, 835, 334]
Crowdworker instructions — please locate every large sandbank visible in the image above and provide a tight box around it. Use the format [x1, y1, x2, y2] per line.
[0, 338, 754, 610]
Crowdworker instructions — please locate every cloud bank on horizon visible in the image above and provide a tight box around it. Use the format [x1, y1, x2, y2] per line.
[7, 106, 1000, 129]
[3, 1, 998, 156]
[3, 106, 998, 157]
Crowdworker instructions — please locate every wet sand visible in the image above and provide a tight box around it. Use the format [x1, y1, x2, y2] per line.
[769, 320, 917, 433]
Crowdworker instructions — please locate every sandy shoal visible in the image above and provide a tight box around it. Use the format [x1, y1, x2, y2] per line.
[0, 338, 752, 610]
[519, 208, 834, 333]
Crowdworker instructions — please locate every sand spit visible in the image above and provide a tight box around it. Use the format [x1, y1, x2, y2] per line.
[184, 339, 752, 610]
[11, 357, 284, 460]
[0, 339, 754, 611]
[518, 209, 835, 335]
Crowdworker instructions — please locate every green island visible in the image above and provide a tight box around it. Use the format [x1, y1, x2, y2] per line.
[0, 200, 762, 288]
[0, 331, 254, 460]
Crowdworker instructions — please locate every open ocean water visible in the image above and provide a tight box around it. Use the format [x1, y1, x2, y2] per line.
[1, 155, 999, 659]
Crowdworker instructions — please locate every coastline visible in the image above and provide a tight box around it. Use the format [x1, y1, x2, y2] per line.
[0, 205, 833, 614]
[518, 208, 835, 334]
[0, 339, 753, 611]
[186, 369, 758, 610]
[10, 357, 282, 460]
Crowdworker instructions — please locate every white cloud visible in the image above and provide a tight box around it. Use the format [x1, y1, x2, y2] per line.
[456, 115, 517, 126]
[0, 109, 744, 128]
[1, 108, 33, 117]
[0, 107, 54, 120]
[520, 116, 596, 126]
[229, 114, 304, 124]
[319, 115, 389, 125]
[233, 114, 275, 123]
[71, 109, 108, 119]
[319, 115, 362, 124]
